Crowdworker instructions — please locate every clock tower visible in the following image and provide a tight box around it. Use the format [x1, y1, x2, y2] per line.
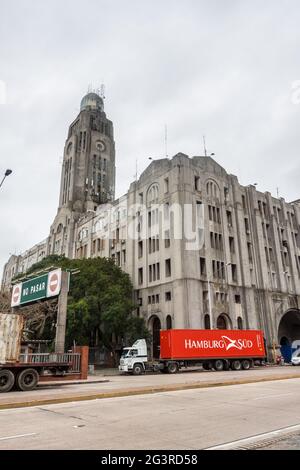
[48, 91, 116, 257]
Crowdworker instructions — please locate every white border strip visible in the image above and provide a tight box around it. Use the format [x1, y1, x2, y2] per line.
[205, 424, 300, 450]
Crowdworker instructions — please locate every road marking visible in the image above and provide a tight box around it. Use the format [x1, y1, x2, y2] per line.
[254, 392, 294, 400]
[205, 424, 300, 450]
[0, 433, 37, 441]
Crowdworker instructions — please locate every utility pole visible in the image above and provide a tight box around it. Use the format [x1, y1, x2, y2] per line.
[55, 271, 70, 353]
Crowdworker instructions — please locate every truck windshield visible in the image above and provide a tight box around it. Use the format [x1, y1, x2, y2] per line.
[121, 349, 138, 357]
[121, 349, 130, 357]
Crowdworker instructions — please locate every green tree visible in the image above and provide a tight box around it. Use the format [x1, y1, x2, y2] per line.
[18, 256, 149, 364]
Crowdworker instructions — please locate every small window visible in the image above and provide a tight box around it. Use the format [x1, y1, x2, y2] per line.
[166, 315, 172, 330]
[231, 264, 237, 282]
[165, 259, 171, 277]
[200, 257, 206, 276]
[229, 236, 235, 254]
[237, 317, 243, 329]
[138, 241, 143, 258]
[235, 295, 241, 304]
[165, 291, 172, 301]
[204, 314, 211, 330]
[164, 178, 169, 193]
[138, 268, 143, 285]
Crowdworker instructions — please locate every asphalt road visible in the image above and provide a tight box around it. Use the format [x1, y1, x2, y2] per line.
[0, 378, 299, 450]
[1, 365, 300, 409]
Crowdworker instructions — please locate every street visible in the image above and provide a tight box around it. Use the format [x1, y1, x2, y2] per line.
[0, 377, 299, 449]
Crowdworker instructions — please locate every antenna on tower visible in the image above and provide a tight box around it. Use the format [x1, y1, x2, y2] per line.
[135, 159, 138, 182]
[164, 124, 168, 158]
[100, 84, 106, 100]
[203, 135, 208, 157]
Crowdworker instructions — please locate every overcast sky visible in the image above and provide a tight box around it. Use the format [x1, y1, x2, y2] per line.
[1, 0, 300, 275]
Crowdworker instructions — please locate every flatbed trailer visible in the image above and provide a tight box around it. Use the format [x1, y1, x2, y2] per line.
[0, 354, 73, 392]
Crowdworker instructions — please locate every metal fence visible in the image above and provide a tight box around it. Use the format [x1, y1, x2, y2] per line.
[19, 352, 81, 373]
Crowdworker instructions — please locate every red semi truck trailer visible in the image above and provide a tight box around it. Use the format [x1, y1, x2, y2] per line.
[119, 329, 266, 374]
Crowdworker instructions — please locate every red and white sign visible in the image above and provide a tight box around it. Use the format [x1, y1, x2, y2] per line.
[11, 283, 22, 307]
[46, 269, 62, 298]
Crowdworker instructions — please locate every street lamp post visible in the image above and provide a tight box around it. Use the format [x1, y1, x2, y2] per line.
[0, 169, 12, 189]
[207, 262, 231, 329]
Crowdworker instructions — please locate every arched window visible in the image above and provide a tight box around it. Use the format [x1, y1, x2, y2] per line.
[166, 315, 172, 330]
[57, 223, 63, 234]
[206, 179, 220, 199]
[217, 314, 228, 330]
[147, 183, 159, 206]
[204, 314, 211, 330]
[66, 142, 73, 155]
[237, 317, 243, 330]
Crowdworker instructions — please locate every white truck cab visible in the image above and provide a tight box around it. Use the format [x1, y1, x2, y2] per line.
[119, 339, 148, 375]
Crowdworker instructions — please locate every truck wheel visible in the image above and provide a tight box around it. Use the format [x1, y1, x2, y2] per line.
[17, 369, 39, 391]
[214, 360, 224, 371]
[0, 370, 15, 393]
[242, 360, 251, 370]
[132, 363, 144, 376]
[167, 362, 179, 374]
[202, 362, 212, 371]
[231, 360, 242, 371]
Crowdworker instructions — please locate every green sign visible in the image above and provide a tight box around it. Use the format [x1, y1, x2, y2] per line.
[11, 269, 62, 307]
[20, 274, 48, 305]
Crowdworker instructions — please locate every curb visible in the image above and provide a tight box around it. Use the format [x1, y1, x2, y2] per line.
[37, 379, 109, 388]
[1, 372, 300, 411]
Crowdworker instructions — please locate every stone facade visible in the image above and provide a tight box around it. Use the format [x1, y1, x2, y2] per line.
[3, 92, 300, 360]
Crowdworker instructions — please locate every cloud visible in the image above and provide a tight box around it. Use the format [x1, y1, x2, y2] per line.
[1, 0, 300, 276]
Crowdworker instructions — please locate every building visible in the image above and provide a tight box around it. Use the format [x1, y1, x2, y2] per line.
[2, 92, 300, 361]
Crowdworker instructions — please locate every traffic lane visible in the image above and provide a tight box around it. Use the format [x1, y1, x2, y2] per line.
[0, 365, 299, 408]
[0, 378, 300, 449]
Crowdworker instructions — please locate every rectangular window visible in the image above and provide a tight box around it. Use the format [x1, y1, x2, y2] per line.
[210, 232, 214, 249]
[165, 291, 172, 301]
[227, 210, 232, 226]
[138, 241, 143, 258]
[235, 295, 241, 304]
[247, 242, 253, 263]
[242, 194, 246, 210]
[195, 176, 200, 191]
[148, 296, 151, 305]
[138, 268, 143, 285]
[149, 265, 152, 282]
[200, 257, 206, 276]
[153, 264, 156, 281]
[165, 230, 170, 248]
[231, 264, 237, 282]
[229, 236, 235, 254]
[156, 263, 160, 280]
[156, 294, 160, 304]
[244, 218, 250, 233]
[152, 295, 155, 304]
[165, 259, 171, 277]
[122, 250, 126, 264]
[164, 178, 169, 193]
